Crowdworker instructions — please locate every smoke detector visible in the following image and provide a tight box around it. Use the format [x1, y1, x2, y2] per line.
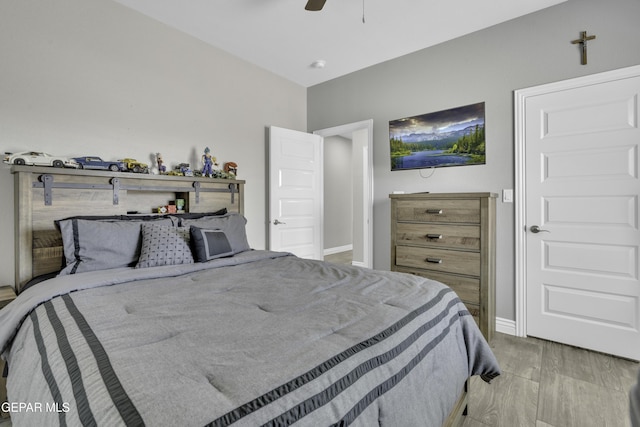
[310, 60, 326, 69]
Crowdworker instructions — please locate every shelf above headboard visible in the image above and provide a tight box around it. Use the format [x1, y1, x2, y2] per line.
[12, 165, 245, 291]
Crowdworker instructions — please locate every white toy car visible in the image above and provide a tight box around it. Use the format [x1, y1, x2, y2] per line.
[3, 151, 78, 168]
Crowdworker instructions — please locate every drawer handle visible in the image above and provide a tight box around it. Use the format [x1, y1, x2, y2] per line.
[426, 258, 443, 264]
[426, 234, 443, 240]
[426, 209, 443, 215]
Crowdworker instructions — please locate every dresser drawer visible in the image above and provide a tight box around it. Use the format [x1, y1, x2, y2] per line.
[395, 246, 480, 276]
[396, 223, 480, 250]
[395, 268, 480, 305]
[395, 199, 480, 223]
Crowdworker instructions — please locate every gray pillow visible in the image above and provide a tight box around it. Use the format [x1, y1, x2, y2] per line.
[181, 213, 250, 254]
[190, 226, 234, 262]
[170, 208, 227, 220]
[136, 224, 194, 268]
[58, 217, 173, 275]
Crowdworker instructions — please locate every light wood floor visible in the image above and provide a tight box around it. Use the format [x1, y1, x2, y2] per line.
[324, 250, 353, 265]
[463, 332, 639, 427]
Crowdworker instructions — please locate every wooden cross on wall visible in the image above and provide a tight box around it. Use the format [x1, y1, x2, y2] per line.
[571, 31, 596, 65]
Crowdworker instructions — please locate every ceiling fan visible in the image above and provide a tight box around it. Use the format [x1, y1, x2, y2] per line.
[305, 0, 327, 11]
[305, 0, 365, 22]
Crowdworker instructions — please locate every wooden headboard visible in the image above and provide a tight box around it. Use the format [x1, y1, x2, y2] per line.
[12, 165, 245, 291]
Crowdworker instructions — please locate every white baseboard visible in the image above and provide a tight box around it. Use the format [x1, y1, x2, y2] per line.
[496, 317, 517, 336]
[351, 261, 366, 268]
[324, 244, 353, 256]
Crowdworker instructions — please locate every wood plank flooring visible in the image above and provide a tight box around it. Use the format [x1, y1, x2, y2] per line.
[463, 332, 639, 427]
[324, 250, 353, 265]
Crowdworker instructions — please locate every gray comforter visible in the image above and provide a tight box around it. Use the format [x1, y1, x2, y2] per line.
[0, 250, 499, 426]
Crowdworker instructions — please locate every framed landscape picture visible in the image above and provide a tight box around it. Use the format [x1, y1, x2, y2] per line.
[389, 102, 486, 171]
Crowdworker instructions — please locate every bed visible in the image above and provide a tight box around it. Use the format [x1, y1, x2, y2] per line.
[1, 166, 500, 426]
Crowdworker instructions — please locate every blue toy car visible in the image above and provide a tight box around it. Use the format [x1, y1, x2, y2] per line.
[72, 156, 125, 172]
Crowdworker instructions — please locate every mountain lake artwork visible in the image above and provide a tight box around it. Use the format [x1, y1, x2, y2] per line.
[389, 102, 486, 171]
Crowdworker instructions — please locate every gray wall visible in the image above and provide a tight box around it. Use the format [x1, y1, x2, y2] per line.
[307, 0, 640, 321]
[324, 135, 353, 251]
[0, 0, 306, 288]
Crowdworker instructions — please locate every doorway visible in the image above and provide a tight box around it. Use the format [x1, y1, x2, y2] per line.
[314, 120, 373, 268]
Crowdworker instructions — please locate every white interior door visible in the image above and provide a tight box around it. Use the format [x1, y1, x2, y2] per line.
[520, 67, 640, 360]
[268, 126, 323, 259]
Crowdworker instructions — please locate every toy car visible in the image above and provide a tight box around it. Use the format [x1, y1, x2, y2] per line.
[166, 163, 193, 177]
[3, 151, 78, 168]
[176, 163, 193, 177]
[72, 156, 125, 172]
[118, 158, 149, 173]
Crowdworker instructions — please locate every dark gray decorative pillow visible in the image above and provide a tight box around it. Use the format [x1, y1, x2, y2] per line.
[136, 224, 194, 268]
[57, 217, 173, 275]
[181, 213, 250, 254]
[172, 208, 227, 220]
[190, 226, 234, 262]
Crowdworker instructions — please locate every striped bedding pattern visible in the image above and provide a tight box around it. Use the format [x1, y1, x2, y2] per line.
[1, 251, 499, 426]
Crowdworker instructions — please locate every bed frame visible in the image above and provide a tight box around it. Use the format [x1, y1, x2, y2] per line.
[10, 165, 468, 427]
[11, 165, 245, 292]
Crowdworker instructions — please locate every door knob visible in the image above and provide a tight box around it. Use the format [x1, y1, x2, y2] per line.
[530, 225, 550, 233]
[273, 219, 286, 225]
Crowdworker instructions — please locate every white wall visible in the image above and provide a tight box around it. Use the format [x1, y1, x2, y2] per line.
[0, 0, 306, 288]
[307, 0, 640, 321]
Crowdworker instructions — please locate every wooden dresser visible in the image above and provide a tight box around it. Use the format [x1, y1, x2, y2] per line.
[390, 192, 497, 341]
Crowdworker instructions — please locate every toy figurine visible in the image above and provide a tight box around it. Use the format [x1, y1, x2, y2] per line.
[156, 153, 166, 174]
[223, 162, 238, 176]
[201, 147, 217, 178]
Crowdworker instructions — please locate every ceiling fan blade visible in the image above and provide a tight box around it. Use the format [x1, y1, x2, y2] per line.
[305, 0, 327, 11]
